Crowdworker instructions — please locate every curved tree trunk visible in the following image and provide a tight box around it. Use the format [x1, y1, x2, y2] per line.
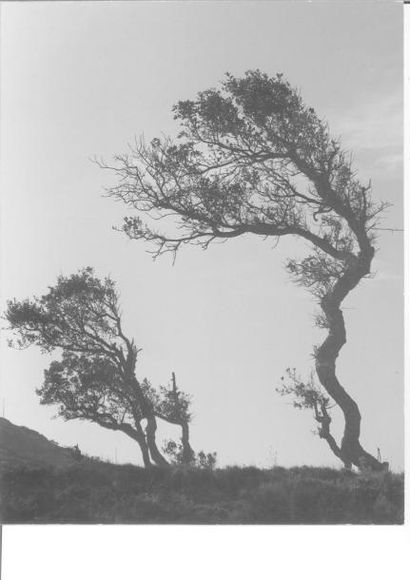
[315, 246, 385, 471]
[313, 402, 347, 465]
[105, 421, 152, 469]
[145, 414, 169, 467]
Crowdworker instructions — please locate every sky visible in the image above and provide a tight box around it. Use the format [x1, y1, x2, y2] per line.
[0, 1, 404, 470]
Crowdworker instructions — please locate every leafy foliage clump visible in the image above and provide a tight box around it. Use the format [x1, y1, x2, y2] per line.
[162, 439, 216, 470]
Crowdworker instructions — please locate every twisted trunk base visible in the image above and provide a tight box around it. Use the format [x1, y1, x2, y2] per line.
[133, 424, 152, 469]
[315, 359, 385, 470]
[315, 253, 386, 471]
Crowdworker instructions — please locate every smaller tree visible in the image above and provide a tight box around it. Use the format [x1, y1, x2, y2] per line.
[5, 268, 195, 468]
[154, 373, 195, 464]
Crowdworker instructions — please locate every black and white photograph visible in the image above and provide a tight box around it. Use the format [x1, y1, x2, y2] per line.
[0, 0, 404, 534]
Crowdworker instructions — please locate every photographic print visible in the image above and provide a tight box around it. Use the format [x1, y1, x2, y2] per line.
[0, 0, 404, 525]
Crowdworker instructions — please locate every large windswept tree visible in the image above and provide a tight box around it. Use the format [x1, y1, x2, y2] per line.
[101, 70, 388, 470]
[5, 268, 193, 468]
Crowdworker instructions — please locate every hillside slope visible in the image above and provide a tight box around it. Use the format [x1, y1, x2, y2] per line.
[0, 417, 76, 468]
[0, 418, 404, 524]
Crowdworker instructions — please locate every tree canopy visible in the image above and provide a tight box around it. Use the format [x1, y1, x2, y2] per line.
[103, 71, 384, 263]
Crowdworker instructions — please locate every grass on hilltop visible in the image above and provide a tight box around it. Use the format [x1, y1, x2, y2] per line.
[0, 457, 404, 524]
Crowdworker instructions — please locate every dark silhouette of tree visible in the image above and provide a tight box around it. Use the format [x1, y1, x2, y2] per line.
[5, 267, 193, 468]
[102, 70, 388, 470]
[153, 372, 195, 464]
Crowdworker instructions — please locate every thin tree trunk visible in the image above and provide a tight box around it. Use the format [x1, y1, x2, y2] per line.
[128, 375, 169, 467]
[145, 414, 169, 467]
[139, 439, 152, 468]
[315, 247, 385, 471]
[133, 423, 152, 469]
[181, 422, 195, 464]
[171, 373, 195, 464]
[313, 402, 347, 466]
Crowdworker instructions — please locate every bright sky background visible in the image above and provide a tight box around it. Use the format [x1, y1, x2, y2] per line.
[0, 1, 403, 470]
